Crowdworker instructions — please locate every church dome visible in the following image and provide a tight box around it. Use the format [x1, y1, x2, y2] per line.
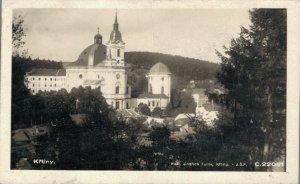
[149, 62, 171, 75]
[68, 32, 107, 67]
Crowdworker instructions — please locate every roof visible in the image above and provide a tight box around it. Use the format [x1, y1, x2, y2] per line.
[149, 62, 171, 75]
[12, 130, 30, 142]
[116, 109, 143, 118]
[138, 93, 169, 99]
[175, 113, 195, 122]
[107, 11, 124, 45]
[67, 43, 107, 67]
[207, 88, 228, 95]
[26, 68, 66, 76]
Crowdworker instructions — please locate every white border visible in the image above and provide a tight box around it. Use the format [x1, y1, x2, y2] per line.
[1, 1, 299, 184]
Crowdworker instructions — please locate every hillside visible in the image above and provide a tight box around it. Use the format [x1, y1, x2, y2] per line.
[125, 52, 219, 81]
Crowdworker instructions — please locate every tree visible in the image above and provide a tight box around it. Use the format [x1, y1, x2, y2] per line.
[163, 103, 173, 117]
[216, 9, 286, 171]
[152, 107, 163, 117]
[179, 92, 197, 113]
[138, 103, 151, 116]
[12, 15, 27, 57]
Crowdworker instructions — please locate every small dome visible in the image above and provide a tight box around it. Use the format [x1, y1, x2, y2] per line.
[94, 33, 102, 44]
[109, 29, 123, 44]
[149, 62, 171, 75]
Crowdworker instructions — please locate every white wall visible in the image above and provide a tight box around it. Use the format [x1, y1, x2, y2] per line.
[137, 98, 169, 110]
[148, 74, 171, 98]
[25, 75, 66, 94]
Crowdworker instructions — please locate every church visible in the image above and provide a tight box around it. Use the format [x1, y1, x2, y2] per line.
[24, 12, 172, 110]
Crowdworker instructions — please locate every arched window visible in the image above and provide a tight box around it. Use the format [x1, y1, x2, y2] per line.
[116, 86, 119, 94]
[149, 84, 152, 94]
[117, 49, 120, 57]
[79, 74, 83, 79]
[161, 86, 164, 94]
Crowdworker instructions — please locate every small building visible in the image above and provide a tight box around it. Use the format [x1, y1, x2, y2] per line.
[137, 93, 169, 111]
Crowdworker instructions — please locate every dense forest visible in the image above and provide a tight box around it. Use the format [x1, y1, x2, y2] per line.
[125, 51, 219, 81]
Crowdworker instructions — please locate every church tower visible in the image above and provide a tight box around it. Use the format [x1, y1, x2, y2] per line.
[106, 10, 125, 66]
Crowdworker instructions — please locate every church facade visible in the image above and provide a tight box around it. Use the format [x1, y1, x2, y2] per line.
[24, 12, 171, 110]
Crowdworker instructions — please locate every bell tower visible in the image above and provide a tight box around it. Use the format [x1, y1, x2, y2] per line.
[106, 10, 125, 66]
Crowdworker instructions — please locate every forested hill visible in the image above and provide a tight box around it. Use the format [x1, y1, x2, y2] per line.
[125, 52, 220, 81]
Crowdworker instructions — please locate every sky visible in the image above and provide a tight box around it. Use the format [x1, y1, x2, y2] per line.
[14, 9, 251, 63]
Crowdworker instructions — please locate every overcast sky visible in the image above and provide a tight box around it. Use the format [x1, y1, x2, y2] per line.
[14, 9, 251, 63]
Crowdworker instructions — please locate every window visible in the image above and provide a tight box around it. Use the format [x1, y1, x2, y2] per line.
[54, 84, 56, 87]
[115, 86, 119, 94]
[157, 101, 159, 106]
[33, 77, 35, 81]
[161, 86, 164, 94]
[148, 102, 151, 106]
[33, 90, 35, 93]
[45, 78, 47, 81]
[152, 101, 155, 106]
[39, 78, 41, 81]
[116, 74, 120, 79]
[50, 84, 52, 87]
[149, 85, 152, 94]
[55, 78, 56, 81]
[126, 102, 129, 109]
[126, 86, 129, 94]
[116, 101, 120, 109]
[161, 77, 164, 81]
[97, 75, 100, 79]
[33, 84, 35, 87]
[45, 84, 47, 87]
[117, 49, 120, 57]
[50, 78, 52, 81]
[79, 74, 83, 79]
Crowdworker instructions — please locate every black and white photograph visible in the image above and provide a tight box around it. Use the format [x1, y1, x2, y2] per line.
[1, 1, 299, 183]
[10, 8, 288, 171]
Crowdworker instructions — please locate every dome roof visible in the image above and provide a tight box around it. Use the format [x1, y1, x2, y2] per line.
[68, 43, 107, 67]
[149, 62, 171, 75]
[109, 29, 123, 44]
